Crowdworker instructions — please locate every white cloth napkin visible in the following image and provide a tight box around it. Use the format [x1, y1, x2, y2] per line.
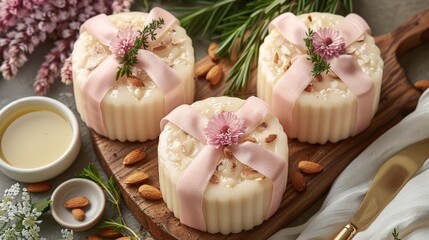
[270, 89, 429, 240]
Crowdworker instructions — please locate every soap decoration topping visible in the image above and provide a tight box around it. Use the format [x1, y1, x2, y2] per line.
[304, 27, 346, 76]
[160, 96, 287, 231]
[204, 111, 246, 149]
[112, 18, 165, 80]
[269, 13, 376, 136]
[78, 8, 185, 136]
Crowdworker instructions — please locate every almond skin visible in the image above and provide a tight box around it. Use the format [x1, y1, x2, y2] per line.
[123, 148, 146, 165]
[138, 184, 162, 200]
[64, 196, 90, 209]
[298, 160, 324, 174]
[206, 64, 223, 85]
[124, 171, 149, 185]
[291, 172, 306, 192]
[72, 208, 86, 221]
[98, 228, 123, 239]
[265, 134, 277, 143]
[208, 42, 219, 61]
[195, 58, 216, 77]
[415, 80, 429, 92]
[127, 76, 145, 88]
[27, 181, 51, 193]
[87, 234, 102, 240]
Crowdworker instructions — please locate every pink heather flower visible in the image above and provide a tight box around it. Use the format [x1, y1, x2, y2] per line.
[109, 28, 137, 57]
[312, 28, 345, 60]
[204, 111, 246, 149]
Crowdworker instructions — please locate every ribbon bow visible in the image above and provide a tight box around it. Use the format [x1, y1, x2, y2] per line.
[80, 8, 185, 136]
[269, 13, 376, 137]
[160, 96, 288, 231]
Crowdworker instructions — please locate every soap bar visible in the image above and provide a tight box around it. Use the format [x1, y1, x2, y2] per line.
[158, 96, 288, 234]
[72, 10, 195, 142]
[258, 12, 383, 144]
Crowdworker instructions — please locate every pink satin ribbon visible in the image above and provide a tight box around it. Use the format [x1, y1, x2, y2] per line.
[160, 96, 287, 231]
[270, 13, 376, 136]
[80, 7, 184, 136]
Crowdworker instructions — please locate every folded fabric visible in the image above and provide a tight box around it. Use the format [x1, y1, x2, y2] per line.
[270, 89, 429, 240]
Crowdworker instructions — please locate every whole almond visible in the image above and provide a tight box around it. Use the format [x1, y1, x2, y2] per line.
[206, 64, 223, 85]
[123, 148, 146, 165]
[98, 228, 123, 239]
[195, 58, 216, 77]
[415, 80, 429, 92]
[208, 42, 219, 61]
[138, 184, 162, 200]
[265, 134, 277, 143]
[87, 234, 102, 240]
[64, 196, 90, 209]
[116, 237, 131, 240]
[124, 171, 149, 185]
[291, 172, 305, 192]
[72, 208, 86, 221]
[27, 181, 51, 193]
[298, 160, 324, 174]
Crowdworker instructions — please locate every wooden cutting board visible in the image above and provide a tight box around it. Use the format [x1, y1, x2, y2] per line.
[90, 9, 429, 240]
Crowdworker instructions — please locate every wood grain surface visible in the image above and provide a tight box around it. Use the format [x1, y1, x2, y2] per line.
[90, 9, 429, 240]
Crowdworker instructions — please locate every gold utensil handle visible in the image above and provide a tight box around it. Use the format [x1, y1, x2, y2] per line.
[333, 223, 358, 240]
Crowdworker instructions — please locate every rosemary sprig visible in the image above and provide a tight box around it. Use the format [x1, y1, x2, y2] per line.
[392, 228, 401, 240]
[79, 163, 140, 239]
[304, 29, 331, 76]
[175, 0, 353, 96]
[116, 18, 165, 80]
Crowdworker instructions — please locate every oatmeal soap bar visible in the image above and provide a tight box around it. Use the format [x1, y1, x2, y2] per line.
[158, 96, 288, 234]
[72, 8, 194, 142]
[258, 12, 383, 144]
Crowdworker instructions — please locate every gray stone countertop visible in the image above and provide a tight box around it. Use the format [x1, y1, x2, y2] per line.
[0, 0, 428, 239]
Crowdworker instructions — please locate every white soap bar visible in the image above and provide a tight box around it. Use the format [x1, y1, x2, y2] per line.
[72, 12, 195, 142]
[258, 12, 383, 144]
[158, 96, 288, 234]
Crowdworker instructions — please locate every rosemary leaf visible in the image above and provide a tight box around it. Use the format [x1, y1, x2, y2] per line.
[175, 0, 352, 96]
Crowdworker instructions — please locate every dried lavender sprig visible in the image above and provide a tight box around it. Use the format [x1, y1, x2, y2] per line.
[60, 56, 73, 85]
[34, 0, 114, 94]
[34, 37, 74, 95]
[112, 0, 134, 14]
[0, 1, 79, 80]
[0, 0, 49, 35]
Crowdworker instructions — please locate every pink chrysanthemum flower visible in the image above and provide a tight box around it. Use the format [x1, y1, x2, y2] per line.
[204, 111, 246, 149]
[312, 28, 345, 60]
[109, 28, 137, 57]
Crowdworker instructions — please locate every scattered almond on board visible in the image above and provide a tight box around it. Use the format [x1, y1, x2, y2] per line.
[123, 171, 149, 185]
[194, 42, 224, 86]
[138, 184, 162, 200]
[291, 161, 324, 192]
[415, 80, 429, 92]
[291, 172, 305, 192]
[123, 148, 146, 165]
[298, 160, 324, 174]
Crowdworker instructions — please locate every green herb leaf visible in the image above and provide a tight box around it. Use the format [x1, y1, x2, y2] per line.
[304, 29, 331, 76]
[392, 228, 401, 240]
[33, 198, 51, 214]
[175, 0, 353, 96]
[115, 18, 165, 80]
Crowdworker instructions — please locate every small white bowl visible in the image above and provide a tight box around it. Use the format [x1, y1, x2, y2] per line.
[51, 178, 106, 231]
[0, 96, 81, 182]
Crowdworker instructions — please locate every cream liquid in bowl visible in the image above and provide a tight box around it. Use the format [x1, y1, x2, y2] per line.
[0, 107, 73, 168]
